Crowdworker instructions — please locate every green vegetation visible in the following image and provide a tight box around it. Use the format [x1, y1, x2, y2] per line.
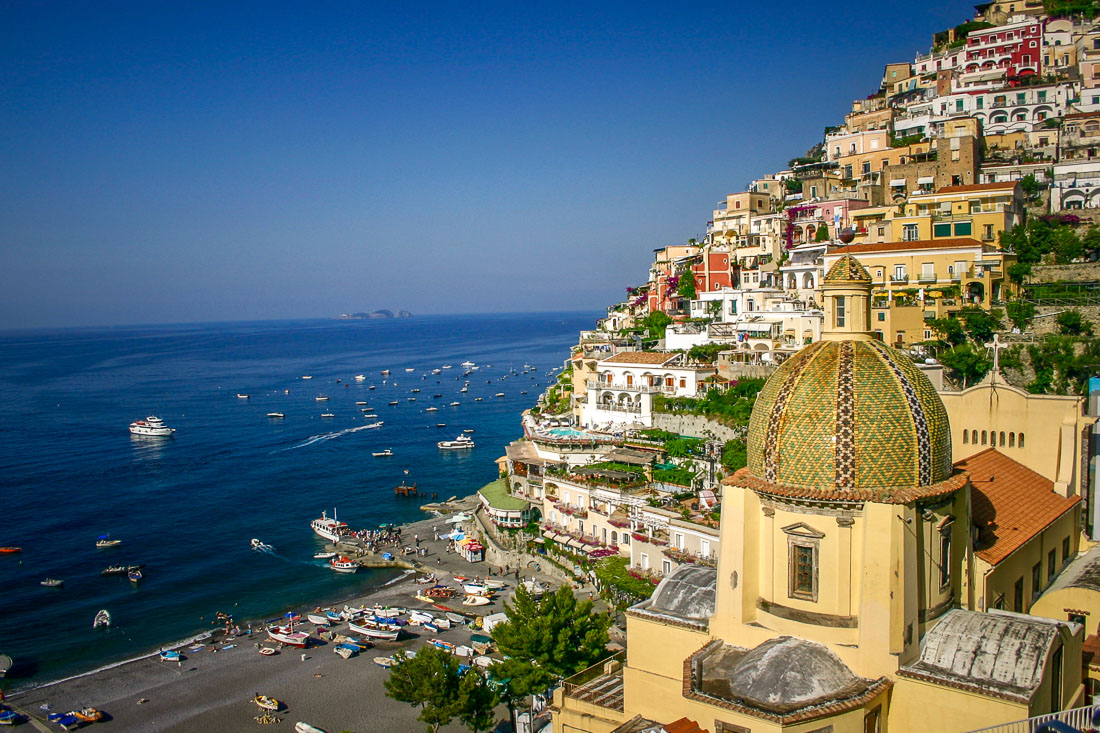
[1019, 173, 1042, 201]
[1057, 309, 1094, 337]
[1027, 334, 1100, 394]
[1043, 0, 1100, 18]
[653, 379, 765, 428]
[665, 436, 701, 457]
[1005, 300, 1037, 331]
[1000, 218, 1100, 282]
[721, 439, 748, 472]
[814, 226, 830, 242]
[582, 461, 644, 476]
[784, 177, 803, 194]
[641, 311, 672, 340]
[384, 646, 499, 733]
[788, 143, 825, 168]
[594, 556, 657, 608]
[939, 343, 993, 388]
[677, 271, 697, 300]
[927, 307, 1005, 386]
[653, 466, 696, 486]
[687, 343, 729, 363]
[638, 428, 679, 442]
[890, 133, 925, 148]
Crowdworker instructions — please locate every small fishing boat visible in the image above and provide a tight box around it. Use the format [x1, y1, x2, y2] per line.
[267, 626, 310, 647]
[160, 650, 182, 662]
[463, 583, 491, 596]
[371, 605, 405, 617]
[408, 610, 433, 625]
[348, 619, 400, 641]
[93, 609, 111, 628]
[313, 551, 336, 560]
[237, 393, 250, 399]
[0, 652, 12, 678]
[444, 612, 466, 625]
[449, 401, 460, 406]
[128, 569, 142, 582]
[295, 723, 328, 733]
[0, 547, 21, 554]
[306, 613, 330, 625]
[372, 449, 393, 457]
[460, 387, 468, 392]
[321, 412, 335, 418]
[388, 401, 399, 406]
[267, 412, 285, 418]
[373, 656, 395, 668]
[0, 709, 20, 725]
[436, 423, 446, 428]
[474, 397, 483, 402]
[334, 643, 359, 659]
[432, 617, 451, 630]
[41, 578, 63, 588]
[484, 579, 506, 590]
[96, 534, 121, 548]
[251, 538, 274, 551]
[422, 622, 440, 634]
[462, 429, 475, 433]
[354, 374, 366, 382]
[324, 610, 343, 623]
[330, 556, 358, 574]
[495, 392, 505, 397]
[462, 595, 490, 607]
[46, 713, 80, 730]
[425, 406, 438, 412]
[255, 695, 280, 711]
[259, 647, 278, 656]
[301, 375, 313, 380]
[315, 395, 330, 401]
[427, 639, 456, 652]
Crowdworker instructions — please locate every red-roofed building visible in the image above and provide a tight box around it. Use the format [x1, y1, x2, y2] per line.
[960, 448, 1081, 615]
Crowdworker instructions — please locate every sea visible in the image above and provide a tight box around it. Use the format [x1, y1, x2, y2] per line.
[0, 311, 596, 689]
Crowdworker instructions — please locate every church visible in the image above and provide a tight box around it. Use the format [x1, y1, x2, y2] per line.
[553, 256, 1094, 733]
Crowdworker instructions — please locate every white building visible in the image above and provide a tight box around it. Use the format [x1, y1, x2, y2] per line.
[1051, 160, 1100, 210]
[581, 352, 714, 429]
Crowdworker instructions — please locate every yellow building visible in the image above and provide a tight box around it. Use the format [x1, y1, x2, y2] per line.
[553, 257, 1086, 733]
[890, 181, 1025, 246]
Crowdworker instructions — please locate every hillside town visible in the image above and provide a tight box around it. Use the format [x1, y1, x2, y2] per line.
[461, 3, 1100, 732]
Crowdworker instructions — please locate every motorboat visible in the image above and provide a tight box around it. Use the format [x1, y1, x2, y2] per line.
[373, 656, 395, 668]
[96, 534, 121, 548]
[0, 547, 21, 554]
[267, 625, 310, 647]
[301, 376, 313, 380]
[437, 434, 475, 450]
[307, 612, 331, 625]
[315, 395, 330, 401]
[462, 595, 490, 607]
[460, 387, 468, 393]
[405, 368, 415, 372]
[449, 401, 460, 406]
[407, 397, 416, 402]
[388, 401, 399, 406]
[431, 369, 441, 375]
[411, 388, 421, 393]
[237, 393, 250, 399]
[348, 619, 400, 640]
[129, 416, 175, 437]
[356, 401, 368, 405]
[354, 375, 366, 382]
[364, 420, 383, 428]
[160, 650, 182, 662]
[380, 369, 390, 375]
[311, 510, 348, 543]
[461, 361, 475, 368]
[267, 412, 285, 418]
[474, 397, 483, 402]
[128, 569, 142, 582]
[426, 406, 438, 412]
[255, 695, 280, 711]
[251, 538, 274, 551]
[321, 412, 334, 418]
[313, 551, 336, 560]
[495, 392, 505, 397]
[372, 449, 393, 457]
[462, 429, 475, 434]
[436, 423, 446, 428]
[41, 578, 63, 587]
[93, 609, 111, 628]
[330, 555, 358, 573]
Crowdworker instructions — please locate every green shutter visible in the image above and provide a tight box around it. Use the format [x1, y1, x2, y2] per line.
[954, 222, 972, 236]
[933, 223, 952, 238]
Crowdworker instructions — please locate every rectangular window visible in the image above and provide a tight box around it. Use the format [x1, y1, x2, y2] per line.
[640, 552, 649, 570]
[940, 533, 951, 586]
[934, 222, 952, 238]
[977, 97, 984, 109]
[862, 161, 871, 174]
[956, 99, 964, 112]
[1038, 90, 1047, 102]
[790, 543, 817, 600]
[675, 533, 685, 550]
[877, 312, 886, 322]
[902, 224, 919, 241]
[1063, 536, 1071, 564]
[701, 539, 710, 558]
[954, 222, 973, 236]
[1048, 548, 1057, 583]
[1017, 92, 1026, 104]
[1014, 577, 1024, 611]
[836, 296, 846, 327]
[1032, 562, 1042, 603]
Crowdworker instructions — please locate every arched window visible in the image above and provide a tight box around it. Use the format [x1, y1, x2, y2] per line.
[971, 430, 978, 444]
[963, 430, 969, 444]
[1019, 433, 1025, 448]
[1009, 433, 1015, 447]
[999, 431, 1006, 446]
[981, 430, 987, 445]
[610, 531, 617, 545]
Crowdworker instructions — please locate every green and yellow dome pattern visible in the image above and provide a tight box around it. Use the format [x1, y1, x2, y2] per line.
[745, 339, 952, 497]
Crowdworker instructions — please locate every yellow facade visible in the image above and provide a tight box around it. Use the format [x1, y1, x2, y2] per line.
[890, 182, 1024, 246]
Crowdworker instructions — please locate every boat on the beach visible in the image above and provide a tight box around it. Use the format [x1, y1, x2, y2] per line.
[251, 538, 274, 552]
[267, 625, 310, 647]
[348, 619, 400, 641]
[311, 510, 347, 543]
[334, 643, 359, 659]
[370, 605, 405, 617]
[0, 652, 12, 678]
[444, 612, 466, 625]
[324, 609, 343, 623]
[313, 551, 336, 560]
[462, 595, 490, 606]
[427, 639, 456, 653]
[93, 609, 111, 628]
[0, 547, 21, 554]
[0, 709, 20, 725]
[41, 578, 63, 588]
[46, 712, 81, 730]
[267, 412, 285, 418]
[259, 647, 278, 656]
[129, 416, 175, 437]
[437, 434, 475, 450]
[372, 449, 393, 457]
[159, 650, 181, 662]
[295, 722, 328, 733]
[255, 695, 280, 711]
[307, 613, 330, 625]
[463, 583, 492, 596]
[330, 555, 357, 573]
[128, 569, 142, 582]
[373, 656, 395, 668]
[96, 534, 121, 548]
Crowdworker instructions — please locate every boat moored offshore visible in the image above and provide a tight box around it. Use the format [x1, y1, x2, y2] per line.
[437, 434, 475, 450]
[129, 416, 175, 437]
[311, 510, 347, 543]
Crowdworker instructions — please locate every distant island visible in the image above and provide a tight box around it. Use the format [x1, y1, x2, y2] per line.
[337, 310, 412, 319]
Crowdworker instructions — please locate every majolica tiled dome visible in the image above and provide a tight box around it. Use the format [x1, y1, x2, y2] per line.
[743, 339, 953, 499]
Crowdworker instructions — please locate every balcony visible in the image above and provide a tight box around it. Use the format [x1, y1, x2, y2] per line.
[965, 705, 1100, 733]
[587, 380, 673, 394]
[561, 652, 626, 712]
[890, 275, 910, 284]
[592, 403, 642, 415]
[918, 273, 937, 283]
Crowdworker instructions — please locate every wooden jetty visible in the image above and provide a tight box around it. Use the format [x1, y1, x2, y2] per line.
[394, 481, 418, 497]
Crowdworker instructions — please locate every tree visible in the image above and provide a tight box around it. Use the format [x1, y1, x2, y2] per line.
[642, 311, 672, 340]
[1056, 309, 1094, 336]
[1082, 226, 1100, 260]
[721, 439, 748, 472]
[383, 647, 462, 733]
[958, 306, 1004, 343]
[814, 225, 830, 242]
[1005, 300, 1036, 331]
[928, 315, 967, 346]
[677, 271, 697, 300]
[939, 343, 992, 387]
[1019, 173, 1042, 200]
[455, 669, 499, 733]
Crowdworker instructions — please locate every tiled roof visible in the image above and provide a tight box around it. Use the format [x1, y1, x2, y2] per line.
[829, 238, 990, 255]
[961, 448, 1080, 566]
[823, 254, 872, 283]
[933, 181, 1020, 194]
[1065, 111, 1100, 120]
[599, 351, 679, 366]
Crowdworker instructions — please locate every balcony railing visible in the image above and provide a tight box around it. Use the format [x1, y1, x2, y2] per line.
[918, 274, 937, 282]
[592, 403, 642, 415]
[890, 275, 910, 283]
[965, 705, 1100, 733]
[587, 380, 674, 394]
[561, 651, 627, 710]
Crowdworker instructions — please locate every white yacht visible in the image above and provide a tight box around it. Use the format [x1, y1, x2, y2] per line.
[460, 361, 476, 368]
[129, 416, 175, 437]
[437, 434, 475, 450]
[354, 375, 366, 381]
[311, 510, 348, 543]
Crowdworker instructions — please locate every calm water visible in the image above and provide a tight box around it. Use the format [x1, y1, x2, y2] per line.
[0, 312, 594, 688]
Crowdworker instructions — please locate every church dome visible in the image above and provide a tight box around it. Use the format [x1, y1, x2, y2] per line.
[741, 338, 955, 501]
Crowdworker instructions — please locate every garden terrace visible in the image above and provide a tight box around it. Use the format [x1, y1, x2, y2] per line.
[574, 467, 641, 483]
[602, 447, 658, 466]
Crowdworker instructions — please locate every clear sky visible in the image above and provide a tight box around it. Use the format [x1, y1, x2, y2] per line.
[1, 1, 972, 328]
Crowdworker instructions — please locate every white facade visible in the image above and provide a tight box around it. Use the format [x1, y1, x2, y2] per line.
[581, 353, 714, 429]
[1051, 161, 1100, 210]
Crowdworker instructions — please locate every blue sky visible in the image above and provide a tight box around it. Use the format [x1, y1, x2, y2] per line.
[1, 1, 971, 328]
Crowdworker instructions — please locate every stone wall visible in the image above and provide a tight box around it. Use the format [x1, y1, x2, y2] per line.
[1031, 305, 1100, 335]
[651, 413, 743, 442]
[1032, 262, 1100, 283]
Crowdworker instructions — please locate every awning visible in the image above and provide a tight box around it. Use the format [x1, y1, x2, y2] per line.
[917, 176, 935, 184]
[567, 538, 585, 550]
[889, 178, 907, 186]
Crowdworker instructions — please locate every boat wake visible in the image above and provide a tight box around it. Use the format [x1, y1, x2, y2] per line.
[280, 423, 382, 452]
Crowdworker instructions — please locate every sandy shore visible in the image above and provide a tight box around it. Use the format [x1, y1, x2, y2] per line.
[7, 511, 554, 733]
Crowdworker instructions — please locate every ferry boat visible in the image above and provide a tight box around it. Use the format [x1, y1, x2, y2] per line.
[438, 434, 475, 450]
[129, 416, 175, 437]
[311, 510, 347, 543]
[330, 555, 358, 574]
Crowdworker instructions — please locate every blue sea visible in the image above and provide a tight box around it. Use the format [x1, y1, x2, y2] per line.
[0, 312, 594, 688]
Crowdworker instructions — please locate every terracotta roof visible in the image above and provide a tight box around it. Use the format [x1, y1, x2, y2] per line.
[828, 238, 989, 255]
[1065, 111, 1100, 120]
[961, 448, 1080, 566]
[599, 351, 679, 366]
[932, 181, 1020, 194]
[663, 718, 708, 733]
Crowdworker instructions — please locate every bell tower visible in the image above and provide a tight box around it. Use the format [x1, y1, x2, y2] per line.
[821, 254, 873, 341]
